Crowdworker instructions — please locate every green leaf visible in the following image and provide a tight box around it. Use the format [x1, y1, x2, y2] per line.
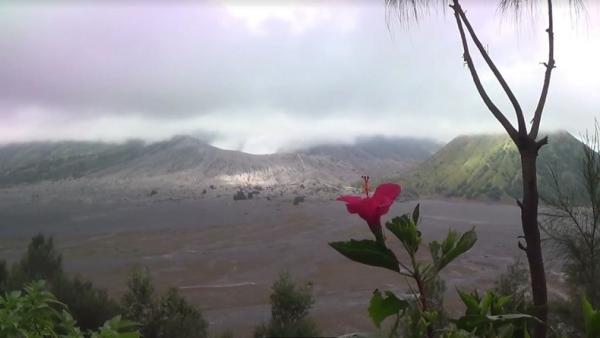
[457, 289, 479, 314]
[486, 313, 541, 323]
[495, 295, 512, 312]
[430, 227, 477, 271]
[582, 295, 600, 338]
[479, 291, 493, 316]
[329, 240, 399, 272]
[368, 289, 409, 327]
[385, 215, 421, 254]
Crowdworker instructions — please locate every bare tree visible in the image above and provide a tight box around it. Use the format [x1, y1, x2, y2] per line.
[384, 0, 583, 337]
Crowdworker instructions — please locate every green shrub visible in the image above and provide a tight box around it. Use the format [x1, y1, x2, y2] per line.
[254, 272, 319, 338]
[122, 267, 208, 338]
[153, 288, 208, 338]
[53, 275, 122, 331]
[7, 234, 121, 331]
[8, 234, 63, 289]
[122, 266, 156, 336]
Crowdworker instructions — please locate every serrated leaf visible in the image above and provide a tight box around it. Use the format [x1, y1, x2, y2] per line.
[430, 227, 477, 272]
[368, 290, 409, 327]
[329, 240, 399, 272]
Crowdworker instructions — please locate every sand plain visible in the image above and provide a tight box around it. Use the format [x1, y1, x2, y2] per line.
[0, 197, 558, 336]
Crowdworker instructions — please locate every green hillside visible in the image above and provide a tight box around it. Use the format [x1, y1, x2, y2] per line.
[401, 131, 586, 201]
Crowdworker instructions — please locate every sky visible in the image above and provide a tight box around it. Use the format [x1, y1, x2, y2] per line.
[0, 0, 598, 154]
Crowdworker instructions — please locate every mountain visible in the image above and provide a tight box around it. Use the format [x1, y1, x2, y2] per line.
[0, 136, 438, 203]
[0, 140, 147, 186]
[301, 136, 441, 178]
[403, 131, 586, 201]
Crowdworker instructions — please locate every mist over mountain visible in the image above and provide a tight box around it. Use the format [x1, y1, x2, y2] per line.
[300, 136, 441, 178]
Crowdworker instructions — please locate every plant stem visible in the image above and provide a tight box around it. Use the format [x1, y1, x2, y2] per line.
[390, 313, 400, 338]
[410, 252, 433, 338]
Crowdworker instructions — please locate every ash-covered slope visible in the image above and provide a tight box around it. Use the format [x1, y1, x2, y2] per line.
[90, 135, 358, 187]
[301, 136, 441, 178]
[0, 135, 438, 202]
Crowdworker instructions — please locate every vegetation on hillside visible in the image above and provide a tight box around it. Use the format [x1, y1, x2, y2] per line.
[402, 132, 586, 201]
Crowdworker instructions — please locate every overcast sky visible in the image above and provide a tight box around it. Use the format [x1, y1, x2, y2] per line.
[0, 1, 598, 154]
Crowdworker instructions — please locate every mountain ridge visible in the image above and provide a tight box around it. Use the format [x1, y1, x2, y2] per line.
[0, 135, 438, 203]
[399, 131, 586, 201]
[0, 132, 585, 204]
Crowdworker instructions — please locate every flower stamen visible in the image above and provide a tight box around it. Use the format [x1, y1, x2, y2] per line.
[361, 175, 370, 198]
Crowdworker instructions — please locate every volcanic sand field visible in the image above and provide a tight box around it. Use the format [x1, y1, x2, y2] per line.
[0, 197, 547, 336]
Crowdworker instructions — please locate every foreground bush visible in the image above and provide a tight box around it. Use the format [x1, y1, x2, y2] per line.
[0, 280, 138, 337]
[3, 234, 122, 330]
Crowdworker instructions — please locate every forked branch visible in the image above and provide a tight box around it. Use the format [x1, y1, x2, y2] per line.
[530, 0, 556, 139]
[450, 1, 519, 143]
[455, 6, 527, 135]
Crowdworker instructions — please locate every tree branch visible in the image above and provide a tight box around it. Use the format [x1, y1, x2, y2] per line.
[455, 5, 527, 135]
[529, 0, 555, 139]
[518, 240, 528, 252]
[450, 1, 518, 143]
[536, 136, 549, 152]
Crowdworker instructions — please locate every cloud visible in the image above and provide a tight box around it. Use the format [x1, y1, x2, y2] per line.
[0, 1, 598, 153]
[223, 1, 359, 35]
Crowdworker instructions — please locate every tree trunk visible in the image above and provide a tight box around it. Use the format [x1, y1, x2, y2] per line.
[519, 138, 548, 338]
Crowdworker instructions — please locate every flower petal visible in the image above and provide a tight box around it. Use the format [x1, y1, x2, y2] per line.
[337, 195, 363, 204]
[372, 183, 402, 203]
[338, 195, 367, 215]
[337, 183, 402, 234]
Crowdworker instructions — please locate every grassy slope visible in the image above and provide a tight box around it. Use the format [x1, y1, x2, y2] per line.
[399, 131, 585, 201]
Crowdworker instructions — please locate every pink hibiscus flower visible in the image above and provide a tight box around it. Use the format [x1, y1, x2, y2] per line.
[337, 176, 401, 243]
